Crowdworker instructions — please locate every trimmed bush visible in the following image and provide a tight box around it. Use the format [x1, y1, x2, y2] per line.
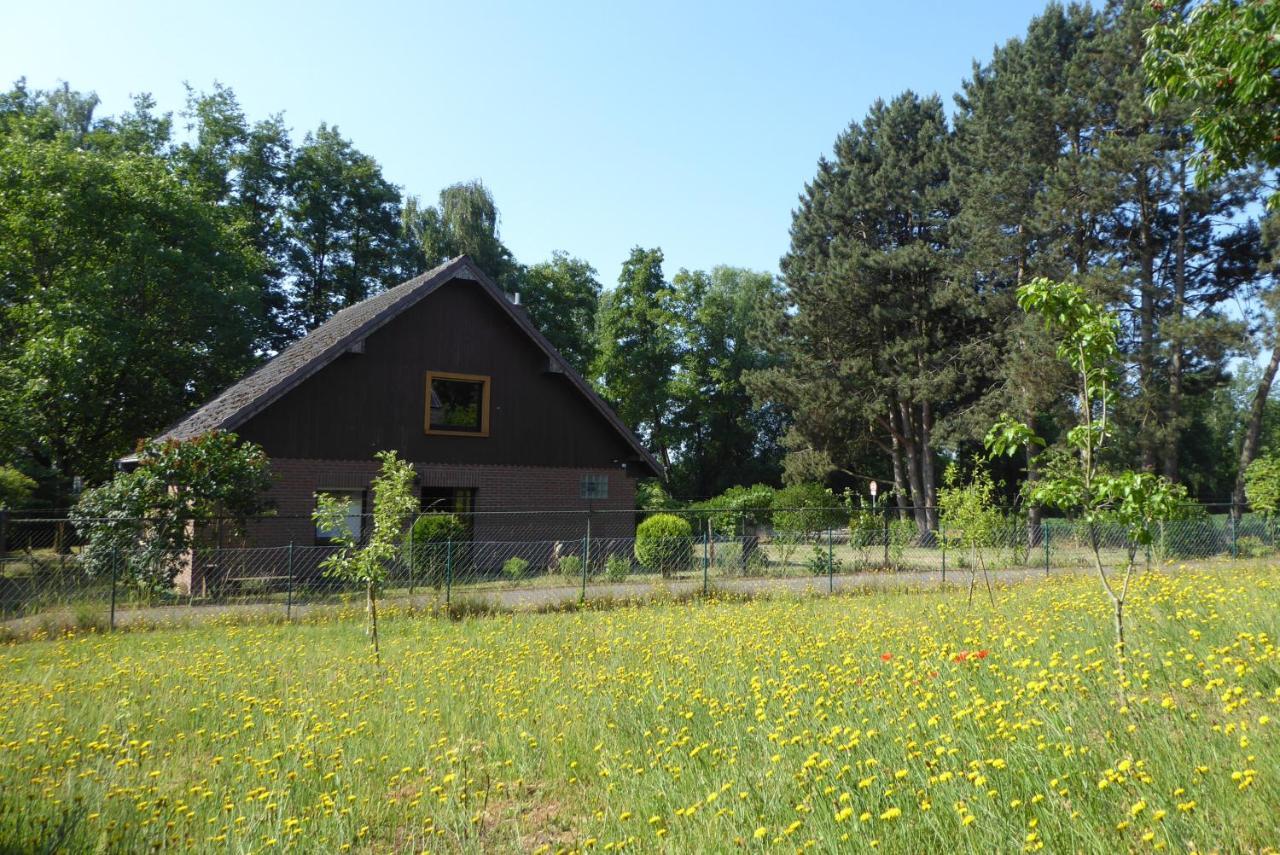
[635, 514, 693, 578]
[502, 556, 529, 580]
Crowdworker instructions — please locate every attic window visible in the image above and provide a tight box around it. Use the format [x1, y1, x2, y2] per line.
[425, 371, 490, 436]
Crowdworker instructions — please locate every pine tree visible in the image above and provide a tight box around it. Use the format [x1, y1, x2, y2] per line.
[758, 92, 987, 533]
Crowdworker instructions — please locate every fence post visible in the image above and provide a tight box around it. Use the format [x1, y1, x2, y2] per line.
[109, 546, 118, 631]
[581, 536, 588, 602]
[445, 539, 453, 606]
[940, 522, 946, 583]
[0, 508, 8, 557]
[1230, 513, 1238, 559]
[408, 519, 415, 596]
[706, 518, 714, 582]
[701, 527, 708, 596]
[883, 508, 890, 567]
[827, 525, 834, 594]
[1044, 521, 1050, 574]
[286, 542, 294, 621]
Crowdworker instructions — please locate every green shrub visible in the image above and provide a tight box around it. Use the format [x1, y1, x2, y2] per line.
[849, 507, 882, 558]
[707, 540, 766, 577]
[1236, 535, 1271, 559]
[773, 483, 843, 538]
[1245, 454, 1280, 517]
[706, 484, 777, 535]
[605, 554, 630, 582]
[405, 514, 466, 589]
[559, 555, 583, 581]
[805, 545, 840, 576]
[0, 466, 37, 510]
[889, 519, 917, 561]
[637, 480, 682, 511]
[635, 514, 693, 578]
[502, 556, 529, 580]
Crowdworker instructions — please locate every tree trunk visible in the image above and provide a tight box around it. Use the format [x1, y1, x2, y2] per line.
[366, 580, 380, 664]
[1137, 169, 1158, 473]
[1234, 342, 1280, 516]
[888, 410, 911, 521]
[920, 401, 938, 531]
[1165, 157, 1189, 482]
[1025, 410, 1043, 547]
[898, 400, 929, 535]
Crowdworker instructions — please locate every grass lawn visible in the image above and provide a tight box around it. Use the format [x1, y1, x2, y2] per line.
[1, 563, 1277, 853]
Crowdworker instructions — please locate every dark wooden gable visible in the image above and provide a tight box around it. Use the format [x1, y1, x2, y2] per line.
[235, 275, 644, 471]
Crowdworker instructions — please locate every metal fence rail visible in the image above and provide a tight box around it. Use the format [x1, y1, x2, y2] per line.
[0, 507, 1270, 633]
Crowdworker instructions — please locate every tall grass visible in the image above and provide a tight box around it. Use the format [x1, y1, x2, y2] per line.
[0, 562, 1277, 852]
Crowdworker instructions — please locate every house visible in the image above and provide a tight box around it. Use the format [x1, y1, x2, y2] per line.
[153, 256, 661, 591]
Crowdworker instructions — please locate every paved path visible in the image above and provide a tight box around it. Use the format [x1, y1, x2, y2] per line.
[4, 565, 1085, 637]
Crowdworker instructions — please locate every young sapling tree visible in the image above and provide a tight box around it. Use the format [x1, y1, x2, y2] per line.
[314, 450, 417, 663]
[1244, 454, 1280, 545]
[937, 461, 1004, 608]
[986, 279, 1182, 681]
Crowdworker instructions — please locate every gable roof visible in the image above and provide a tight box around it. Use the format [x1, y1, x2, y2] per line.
[146, 256, 662, 477]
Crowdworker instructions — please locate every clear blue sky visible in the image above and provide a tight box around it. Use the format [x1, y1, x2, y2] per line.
[3, 0, 1051, 283]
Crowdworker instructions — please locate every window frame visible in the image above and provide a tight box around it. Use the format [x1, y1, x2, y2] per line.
[424, 371, 491, 437]
[581, 473, 610, 500]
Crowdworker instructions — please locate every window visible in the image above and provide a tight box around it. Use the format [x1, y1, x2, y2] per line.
[315, 489, 364, 544]
[581, 473, 609, 500]
[420, 487, 476, 515]
[425, 371, 490, 436]
[421, 487, 476, 538]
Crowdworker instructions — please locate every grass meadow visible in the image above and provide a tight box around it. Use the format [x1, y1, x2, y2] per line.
[1, 563, 1278, 853]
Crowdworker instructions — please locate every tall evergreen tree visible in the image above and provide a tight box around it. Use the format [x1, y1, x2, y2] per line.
[951, 3, 1094, 523]
[953, 1, 1267, 501]
[754, 92, 986, 532]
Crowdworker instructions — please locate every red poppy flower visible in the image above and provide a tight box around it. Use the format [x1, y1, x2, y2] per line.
[976, 649, 989, 659]
[880, 652, 892, 662]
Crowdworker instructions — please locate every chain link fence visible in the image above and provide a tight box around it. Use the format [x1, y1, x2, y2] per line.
[0, 506, 1270, 634]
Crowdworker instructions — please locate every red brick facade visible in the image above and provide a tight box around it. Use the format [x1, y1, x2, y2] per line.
[248, 457, 637, 545]
[178, 458, 637, 595]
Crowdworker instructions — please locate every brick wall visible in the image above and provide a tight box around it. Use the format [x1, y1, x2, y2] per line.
[246, 457, 638, 547]
[177, 459, 639, 595]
